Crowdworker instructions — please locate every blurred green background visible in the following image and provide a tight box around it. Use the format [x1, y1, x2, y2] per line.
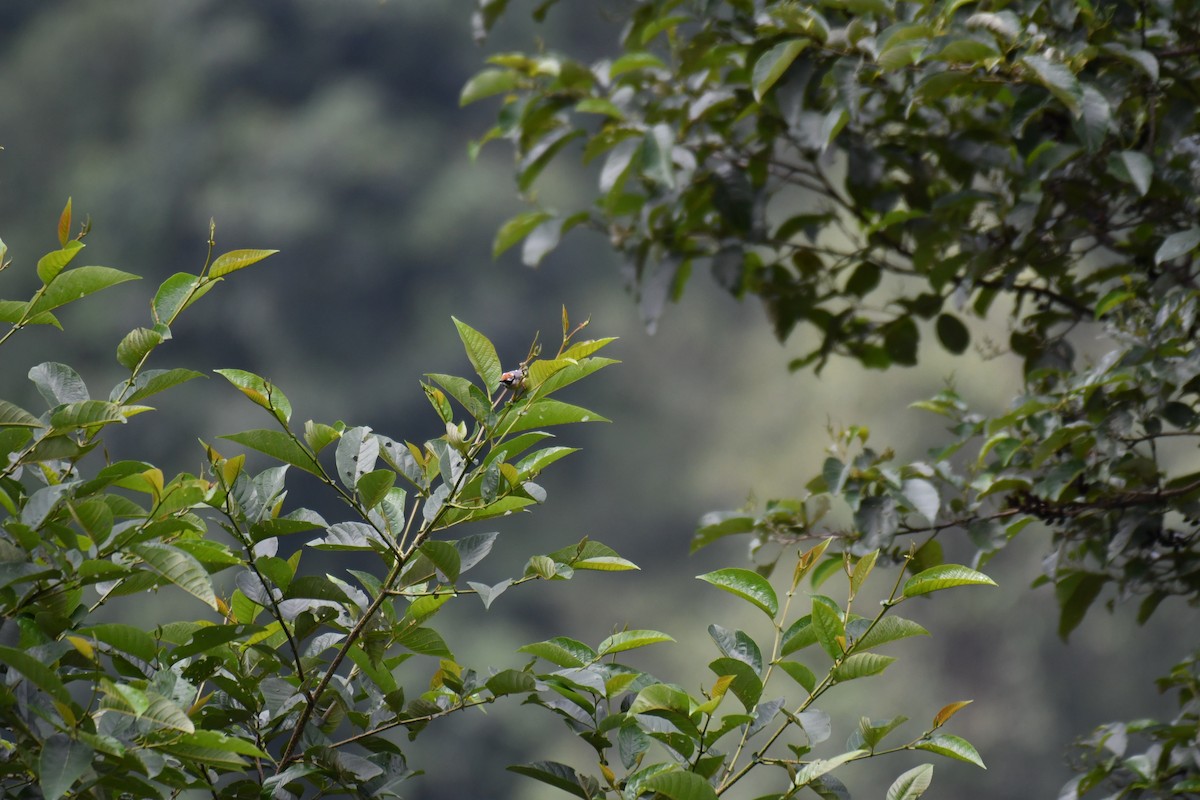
[0, 2, 1191, 797]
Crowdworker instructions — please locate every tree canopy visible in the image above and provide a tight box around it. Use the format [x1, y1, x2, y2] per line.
[467, 0, 1200, 796]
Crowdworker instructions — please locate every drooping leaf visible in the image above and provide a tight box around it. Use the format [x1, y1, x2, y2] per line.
[697, 568, 779, 618]
[220, 429, 321, 476]
[39, 735, 93, 800]
[914, 734, 986, 768]
[752, 39, 811, 102]
[886, 764, 935, 800]
[130, 543, 218, 610]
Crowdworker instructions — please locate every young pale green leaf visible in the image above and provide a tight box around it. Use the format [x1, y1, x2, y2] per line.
[709, 657, 763, 710]
[453, 316, 503, 390]
[639, 770, 720, 800]
[220, 429, 321, 476]
[833, 652, 895, 682]
[39, 735, 93, 800]
[849, 550, 878, 596]
[460, 67, 520, 106]
[35, 240, 84, 285]
[31, 266, 139, 315]
[215, 369, 292, 424]
[752, 39, 811, 102]
[697, 568, 779, 618]
[902, 564, 996, 597]
[209, 248, 278, 278]
[914, 734, 986, 768]
[130, 543, 218, 610]
[887, 764, 934, 800]
[597, 630, 675, 657]
[628, 683, 692, 715]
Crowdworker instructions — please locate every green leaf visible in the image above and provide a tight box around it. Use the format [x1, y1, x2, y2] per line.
[903, 564, 996, 597]
[30, 266, 139, 315]
[215, 368, 292, 424]
[833, 652, 895, 681]
[486, 668, 537, 697]
[460, 67, 520, 106]
[209, 248, 278, 277]
[1020, 54, 1082, 117]
[1055, 571, 1106, 640]
[453, 316, 503, 390]
[116, 326, 165, 370]
[0, 645, 72, 706]
[220, 429, 321, 476]
[152, 272, 211, 324]
[1094, 289, 1136, 319]
[130, 543, 218, 610]
[628, 683, 692, 715]
[508, 762, 594, 799]
[519, 637, 597, 667]
[494, 210, 552, 259]
[0, 399, 43, 428]
[357, 468, 396, 510]
[39, 735, 94, 800]
[78, 623, 158, 663]
[914, 734, 986, 768]
[697, 568, 779, 618]
[851, 616, 929, 651]
[1156, 227, 1200, 265]
[29, 362, 89, 406]
[610, 51, 667, 78]
[639, 770, 720, 800]
[777, 660, 816, 693]
[36, 240, 85, 284]
[753, 39, 811, 102]
[419, 540, 461, 583]
[708, 658, 763, 710]
[1108, 150, 1152, 197]
[118, 368, 205, 403]
[810, 599, 846, 659]
[934, 313, 969, 354]
[597, 630, 675, 656]
[887, 764, 934, 800]
[794, 750, 869, 787]
[50, 400, 130, 431]
[501, 399, 609, 434]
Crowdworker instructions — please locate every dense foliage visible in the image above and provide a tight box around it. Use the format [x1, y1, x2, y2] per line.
[0, 208, 992, 799]
[467, 0, 1200, 796]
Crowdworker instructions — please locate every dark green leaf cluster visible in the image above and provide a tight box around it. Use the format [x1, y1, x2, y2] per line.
[470, 0, 1200, 796]
[468, 0, 1200, 369]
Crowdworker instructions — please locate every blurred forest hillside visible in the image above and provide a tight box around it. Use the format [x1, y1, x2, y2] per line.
[0, 2, 1194, 798]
